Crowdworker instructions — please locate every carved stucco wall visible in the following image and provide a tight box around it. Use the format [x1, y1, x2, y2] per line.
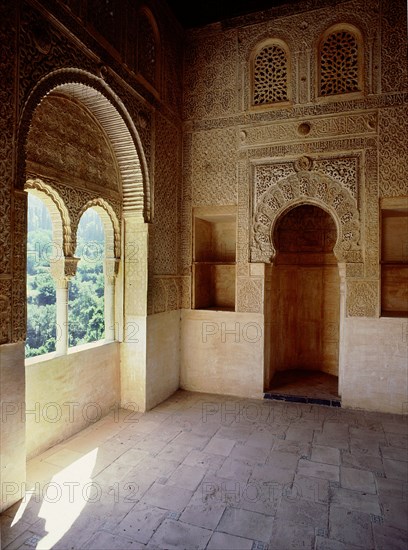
[27, 94, 121, 195]
[0, 0, 185, 346]
[182, 0, 407, 319]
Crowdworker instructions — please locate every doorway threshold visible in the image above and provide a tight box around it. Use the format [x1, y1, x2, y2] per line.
[264, 392, 341, 407]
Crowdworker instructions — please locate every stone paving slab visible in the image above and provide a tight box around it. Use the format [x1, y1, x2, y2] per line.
[148, 518, 212, 549]
[217, 507, 274, 542]
[2, 390, 408, 550]
[329, 504, 373, 548]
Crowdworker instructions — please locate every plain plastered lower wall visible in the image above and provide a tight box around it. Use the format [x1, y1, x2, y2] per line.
[25, 342, 120, 459]
[0, 343, 26, 512]
[180, 310, 264, 399]
[341, 317, 408, 414]
[146, 310, 181, 410]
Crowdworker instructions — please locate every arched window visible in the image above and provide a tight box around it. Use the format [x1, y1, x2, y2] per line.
[69, 208, 105, 347]
[26, 193, 57, 358]
[319, 25, 363, 97]
[251, 40, 290, 107]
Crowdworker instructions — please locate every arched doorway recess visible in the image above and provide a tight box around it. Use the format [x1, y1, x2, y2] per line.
[268, 204, 340, 401]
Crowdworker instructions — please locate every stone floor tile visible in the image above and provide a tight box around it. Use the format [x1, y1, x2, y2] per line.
[172, 431, 210, 450]
[245, 429, 276, 451]
[375, 476, 407, 502]
[230, 443, 269, 464]
[340, 466, 376, 493]
[293, 474, 330, 504]
[314, 535, 364, 549]
[311, 445, 340, 465]
[190, 421, 221, 438]
[3, 392, 408, 550]
[250, 462, 295, 486]
[203, 436, 236, 456]
[83, 530, 145, 549]
[179, 487, 226, 530]
[0, 516, 33, 548]
[350, 427, 387, 441]
[131, 456, 180, 480]
[266, 450, 299, 471]
[298, 459, 339, 481]
[382, 421, 408, 435]
[350, 437, 382, 457]
[381, 498, 408, 531]
[275, 498, 328, 529]
[387, 434, 408, 448]
[2, 530, 45, 550]
[182, 449, 226, 472]
[340, 450, 384, 474]
[272, 438, 311, 457]
[322, 421, 350, 438]
[372, 523, 408, 550]
[156, 443, 194, 464]
[25, 459, 64, 485]
[329, 505, 373, 548]
[383, 458, 408, 481]
[166, 464, 207, 491]
[217, 457, 254, 483]
[380, 445, 408, 462]
[268, 519, 315, 550]
[313, 432, 349, 450]
[217, 507, 274, 542]
[140, 483, 193, 512]
[285, 426, 315, 443]
[200, 474, 251, 507]
[206, 531, 253, 550]
[134, 436, 168, 456]
[215, 425, 254, 443]
[114, 504, 167, 544]
[113, 448, 151, 467]
[47, 515, 107, 549]
[148, 519, 212, 550]
[330, 487, 381, 516]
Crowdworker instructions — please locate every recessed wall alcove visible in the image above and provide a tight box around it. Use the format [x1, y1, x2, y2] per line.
[267, 204, 340, 401]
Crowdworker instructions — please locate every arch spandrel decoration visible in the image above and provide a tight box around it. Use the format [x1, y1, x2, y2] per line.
[251, 157, 362, 264]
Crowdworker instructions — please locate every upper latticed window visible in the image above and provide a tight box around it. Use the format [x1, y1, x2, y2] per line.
[252, 41, 289, 106]
[137, 7, 160, 90]
[319, 26, 362, 96]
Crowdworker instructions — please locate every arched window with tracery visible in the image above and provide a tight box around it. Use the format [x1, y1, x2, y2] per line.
[319, 25, 363, 97]
[251, 39, 290, 107]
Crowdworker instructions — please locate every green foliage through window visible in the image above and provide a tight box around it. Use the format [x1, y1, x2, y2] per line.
[26, 197, 106, 358]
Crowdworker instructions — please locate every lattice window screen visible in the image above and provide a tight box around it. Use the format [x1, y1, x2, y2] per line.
[320, 30, 360, 96]
[137, 12, 157, 88]
[252, 44, 288, 105]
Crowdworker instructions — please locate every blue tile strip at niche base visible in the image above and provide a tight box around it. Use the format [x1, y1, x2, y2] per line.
[264, 392, 341, 407]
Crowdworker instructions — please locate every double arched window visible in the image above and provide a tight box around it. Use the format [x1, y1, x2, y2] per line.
[25, 180, 119, 360]
[250, 24, 363, 108]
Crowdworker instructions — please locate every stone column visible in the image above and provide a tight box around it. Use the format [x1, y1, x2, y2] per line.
[55, 278, 69, 355]
[104, 258, 119, 342]
[51, 256, 79, 355]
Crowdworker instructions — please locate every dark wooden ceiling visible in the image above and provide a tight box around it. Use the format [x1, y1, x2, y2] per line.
[165, 0, 304, 29]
